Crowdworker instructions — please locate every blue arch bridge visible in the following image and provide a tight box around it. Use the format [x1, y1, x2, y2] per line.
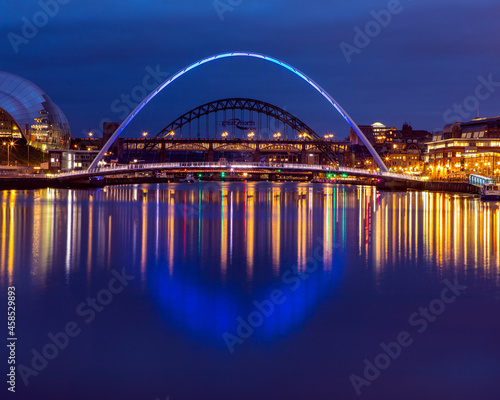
[41, 52, 480, 192]
[88, 51, 388, 172]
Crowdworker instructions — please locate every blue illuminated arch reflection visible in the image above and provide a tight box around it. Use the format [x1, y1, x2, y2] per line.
[151, 255, 342, 347]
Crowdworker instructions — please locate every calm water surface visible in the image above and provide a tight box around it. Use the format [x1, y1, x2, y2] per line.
[1, 182, 499, 400]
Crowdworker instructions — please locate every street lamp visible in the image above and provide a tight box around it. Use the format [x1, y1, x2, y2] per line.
[41, 144, 47, 164]
[247, 131, 255, 139]
[3, 141, 14, 166]
[88, 131, 93, 138]
[273, 132, 281, 139]
[2, 142, 6, 166]
[9, 142, 14, 165]
[141, 131, 149, 155]
[222, 131, 229, 138]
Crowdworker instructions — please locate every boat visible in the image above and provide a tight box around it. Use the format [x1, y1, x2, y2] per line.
[179, 173, 196, 183]
[480, 183, 500, 200]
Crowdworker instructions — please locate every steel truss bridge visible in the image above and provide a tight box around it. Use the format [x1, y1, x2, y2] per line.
[117, 137, 351, 164]
[158, 98, 317, 139]
[56, 161, 420, 182]
[98, 97, 351, 164]
[145, 98, 340, 163]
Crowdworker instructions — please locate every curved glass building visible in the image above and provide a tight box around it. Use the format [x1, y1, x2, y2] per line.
[0, 71, 70, 149]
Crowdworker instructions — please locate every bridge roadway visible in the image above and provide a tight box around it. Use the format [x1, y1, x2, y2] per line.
[76, 137, 352, 164]
[55, 161, 420, 182]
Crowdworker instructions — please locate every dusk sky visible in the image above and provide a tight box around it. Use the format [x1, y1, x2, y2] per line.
[2, 0, 499, 138]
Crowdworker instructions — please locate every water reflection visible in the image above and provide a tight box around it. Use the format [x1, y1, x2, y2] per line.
[1, 183, 500, 341]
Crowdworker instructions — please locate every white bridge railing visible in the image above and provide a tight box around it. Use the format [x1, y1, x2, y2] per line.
[55, 161, 421, 181]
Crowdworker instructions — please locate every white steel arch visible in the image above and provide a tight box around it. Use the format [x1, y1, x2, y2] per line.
[89, 52, 388, 172]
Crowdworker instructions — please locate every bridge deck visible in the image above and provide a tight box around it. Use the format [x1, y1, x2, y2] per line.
[55, 161, 421, 182]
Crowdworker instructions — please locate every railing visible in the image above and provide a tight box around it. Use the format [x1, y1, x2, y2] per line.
[0, 173, 47, 179]
[54, 161, 422, 181]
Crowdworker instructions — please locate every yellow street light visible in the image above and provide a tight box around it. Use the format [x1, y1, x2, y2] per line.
[222, 131, 229, 138]
[3, 141, 15, 166]
[142, 131, 148, 137]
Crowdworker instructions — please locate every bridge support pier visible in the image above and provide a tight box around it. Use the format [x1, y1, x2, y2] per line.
[207, 143, 214, 162]
[253, 144, 261, 162]
[159, 142, 166, 163]
[301, 144, 307, 164]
